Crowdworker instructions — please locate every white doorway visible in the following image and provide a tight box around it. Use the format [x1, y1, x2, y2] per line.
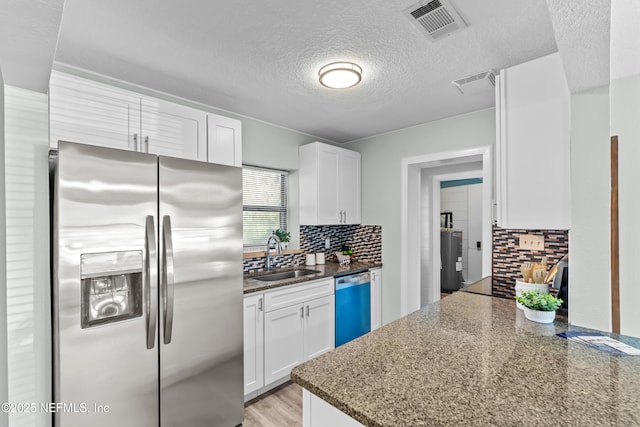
[439, 176, 484, 286]
[400, 146, 493, 315]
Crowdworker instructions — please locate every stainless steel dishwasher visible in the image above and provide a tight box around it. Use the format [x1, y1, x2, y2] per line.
[335, 271, 371, 347]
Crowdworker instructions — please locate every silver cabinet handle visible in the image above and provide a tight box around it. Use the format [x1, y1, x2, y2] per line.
[162, 215, 176, 344]
[145, 215, 158, 350]
[133, 133, 139, 152]
[144, 136, 149, 153]
[300, 307, 304, 319]
[258, 298, 263, 312]
[306, 305, 310, 317]
[343, 210, 346, 224]
[338, 210, 342, 224]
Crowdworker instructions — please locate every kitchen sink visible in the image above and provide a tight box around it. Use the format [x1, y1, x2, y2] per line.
[253, 269, 321, 282]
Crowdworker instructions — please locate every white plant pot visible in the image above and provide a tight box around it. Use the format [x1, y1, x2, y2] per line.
[515, 280, 549, 310]
[523, 307, 556, 324]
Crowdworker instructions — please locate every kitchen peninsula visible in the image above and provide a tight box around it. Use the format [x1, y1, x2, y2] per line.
[291, 292, 640, 426]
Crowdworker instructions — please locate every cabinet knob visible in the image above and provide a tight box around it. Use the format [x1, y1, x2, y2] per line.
[144, 136, 149, 153]
[258, 298, 263, 312]
[133, 133, 138, 151]
[300, 307, 304, 318]
[306, 305, 310, 317]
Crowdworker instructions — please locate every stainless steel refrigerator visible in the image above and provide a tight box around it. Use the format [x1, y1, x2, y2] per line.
[51, 141, 243, 426]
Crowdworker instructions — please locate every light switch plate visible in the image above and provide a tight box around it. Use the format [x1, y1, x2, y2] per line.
[519, 234, 544, 251]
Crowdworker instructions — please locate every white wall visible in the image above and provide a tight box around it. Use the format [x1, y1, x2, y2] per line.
[0, 69, 8, 427]
[569, 86, 611, 332]
[611, 0, 640, 338]
[4, 86, 51, 427]
[241, 118, 332, 248]
[346, 108, 495, 323]
[611, 75, 640, 338]
[466, 183, 483, 282]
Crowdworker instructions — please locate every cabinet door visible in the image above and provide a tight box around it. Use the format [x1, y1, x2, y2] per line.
[303, 295, 335, 361]
[264, 304, 304, 385]
[243, 294, 264, 395]
[496, 53, 570, 229]
[49, 71, 140, 151]
[338, 149, 361, 224]
[316, 145, 341, 224]
[207, 114, 242, 166]
[370, 269, 382, 331]
[140, 98, 207, 161]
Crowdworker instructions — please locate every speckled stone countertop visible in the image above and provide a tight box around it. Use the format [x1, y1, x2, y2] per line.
[291, 292, 640, 427]
[243, 261, 382, 294]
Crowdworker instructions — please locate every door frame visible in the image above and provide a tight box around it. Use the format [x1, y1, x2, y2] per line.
[431, 170, 483, 303]
[400, 146, 493, 316]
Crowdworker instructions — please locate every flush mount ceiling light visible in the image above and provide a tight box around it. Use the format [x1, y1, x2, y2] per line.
[318, 62, 363, 89]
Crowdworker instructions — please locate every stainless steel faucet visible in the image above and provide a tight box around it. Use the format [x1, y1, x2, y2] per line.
[265, 234, 282, 272]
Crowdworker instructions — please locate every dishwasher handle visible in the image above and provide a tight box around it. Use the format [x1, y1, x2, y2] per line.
[336, 272, 370, 290]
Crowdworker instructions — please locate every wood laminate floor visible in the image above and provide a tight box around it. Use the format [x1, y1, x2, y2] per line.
[243, 382, 302, 427]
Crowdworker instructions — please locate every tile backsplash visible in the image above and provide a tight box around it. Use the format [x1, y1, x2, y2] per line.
[243, 224, 382, 274]
[492, 226, 568, 299]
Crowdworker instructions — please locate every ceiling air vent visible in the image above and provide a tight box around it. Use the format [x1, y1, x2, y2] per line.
[452, 70, 496, 95]
[403, 0, 467, 42]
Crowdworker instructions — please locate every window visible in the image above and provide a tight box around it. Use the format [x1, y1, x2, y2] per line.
[242, 166, 288, 246]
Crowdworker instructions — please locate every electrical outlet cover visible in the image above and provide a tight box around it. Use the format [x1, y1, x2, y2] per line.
[519, 234, 544, 251]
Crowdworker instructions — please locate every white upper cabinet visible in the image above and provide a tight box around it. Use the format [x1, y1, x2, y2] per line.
[299, 142, 362, 225]
[140, 98, 207, 161]
[495, 53, 571, 230]
[49, 71, 139, 151]
[49, 71, 240, 166]
[207, 114, 242, 167]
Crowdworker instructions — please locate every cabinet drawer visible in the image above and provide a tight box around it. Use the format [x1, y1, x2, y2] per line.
[264, 279, 334, 312]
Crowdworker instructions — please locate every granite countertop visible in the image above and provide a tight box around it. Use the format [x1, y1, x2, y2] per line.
[291, 292, 640, 427]
[243, 261, 382, 294]
[461, 276, 492, 296]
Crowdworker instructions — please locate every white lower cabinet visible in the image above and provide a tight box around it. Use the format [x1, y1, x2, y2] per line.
[246, 278, 334, 399]
[264, 303, 306, 385]
[243, 293, 264, 396]
[370, 268, 382, 330]
[302, 295, 334, 360]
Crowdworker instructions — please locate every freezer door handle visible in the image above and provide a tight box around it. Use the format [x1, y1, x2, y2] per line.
[145, 215, 158, 350]
[162, 215, 176, 344]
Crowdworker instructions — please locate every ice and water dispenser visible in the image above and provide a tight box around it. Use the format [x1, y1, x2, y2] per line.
[80, 251, 144, 328]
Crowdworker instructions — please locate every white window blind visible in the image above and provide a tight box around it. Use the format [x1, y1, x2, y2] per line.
[242, 166, 288, 246]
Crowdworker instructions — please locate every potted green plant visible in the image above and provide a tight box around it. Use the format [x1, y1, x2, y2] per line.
[273, 229, 290, 250]
[514, 290, 563, 324]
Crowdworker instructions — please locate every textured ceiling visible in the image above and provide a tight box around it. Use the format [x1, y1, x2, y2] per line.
[546, 0, 610, 92]
[54, 0, 560, 143]
[0, 0, 64, 92]
[0, 1, 614, 142]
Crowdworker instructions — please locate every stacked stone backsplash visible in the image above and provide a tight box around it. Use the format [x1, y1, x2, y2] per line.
[243, 224, 382, 274]
[492, 226, 568, 299]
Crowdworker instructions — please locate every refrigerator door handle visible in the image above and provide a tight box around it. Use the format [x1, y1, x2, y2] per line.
[145, 215, 158, 350]
[162, 215, 176, 344]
